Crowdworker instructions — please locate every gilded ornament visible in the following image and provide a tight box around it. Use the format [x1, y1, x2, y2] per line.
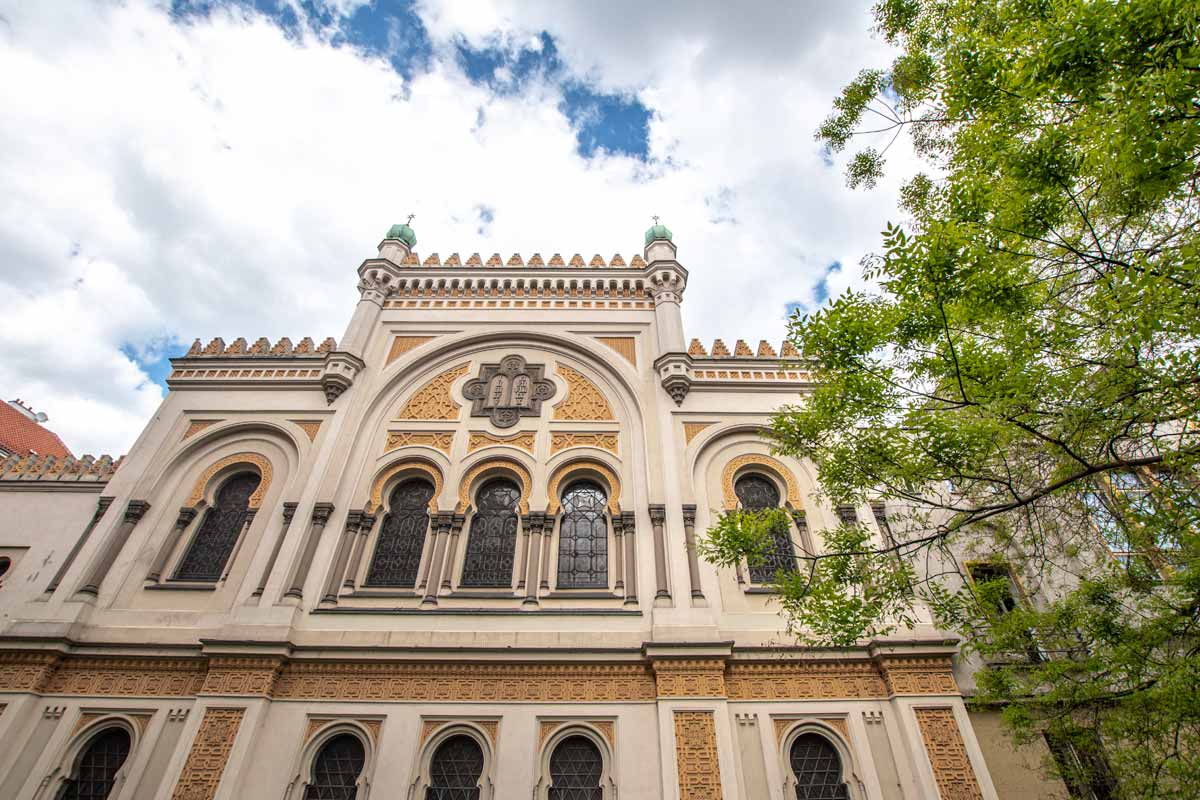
[457, 459, 533, 514]
[171, 708, 245, 800]
[546, 460, 621, 514]
[916, 708, 984, 799]
[721, 454, 801, 509]
[397, 364, 470, 420]
[673, 711, 723, 800]
[290, 420, 323, 442]
[682, 422, 715, 445]
[467, 431, 536, 454]
[182, 420, 220, 440]
[549, 432, 618, 456]
[384, 431, 454, 455]
[368, 461, 444, 512]
[552, 365, 614, 421]
[386, 335, 436, 365]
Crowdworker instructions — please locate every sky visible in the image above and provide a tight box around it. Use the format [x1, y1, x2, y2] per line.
[0, 0, 915, 456]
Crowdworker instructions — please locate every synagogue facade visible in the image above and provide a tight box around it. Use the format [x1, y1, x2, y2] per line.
[0, 224, 1070, 798]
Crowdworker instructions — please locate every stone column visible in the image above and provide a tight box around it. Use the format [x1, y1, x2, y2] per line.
[284, 502, 335, 600]
[515, 522, 531, 591]
[45, 495, 113, 595]
[421, 512, 454, 607]
[440, 514, 465, 591]
[221, 508, 257, 583]
[252, 502, 297, 598]
[76, 499, 151, 597]
[612, 512, 625, 594]
[622, 511, 638, 606]
[539, 513, 554, 590]
[145, 507, 197, 584]
[681, 504, 705, 601]
[649, 504, 671, 602]
[523, 513, 546, 606]
[321, 511, 361, 605]
[342, 512, 376, 591]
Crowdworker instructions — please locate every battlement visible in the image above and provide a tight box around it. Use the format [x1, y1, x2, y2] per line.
[0, 453, 121, 482]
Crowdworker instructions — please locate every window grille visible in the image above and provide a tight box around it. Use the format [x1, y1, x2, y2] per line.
[426, 735, 484, 800]
[460, 479, 520, 587]
[303, 734, 365, 800]
[57, 728, 130, 800]
[557, 482, 609, 589]
[174, 472, 260, 582]
[365, 479, 434, 587]
[548, 735, 603, 800]
[735, 474, 796, 582]
[789, 733, 849, 800]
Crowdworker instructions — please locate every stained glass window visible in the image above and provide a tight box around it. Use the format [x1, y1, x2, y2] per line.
[365, 479, 434, 587]
[426, 735, 484, 800]
[790, 733, 849, 800]
[460, 479, 520, 587]
[174, 472, 260, 582]
[57, 727, 130, 800]
[735, 474, 796, 583]
[304, 734, 365, 800]
[548, 735, 603, 800]
[557, 482, 609, 589]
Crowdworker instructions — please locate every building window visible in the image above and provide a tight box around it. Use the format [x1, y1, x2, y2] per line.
[836, 505, 858, 526]
[548, 735, 603, 800]
[57, 727, 130, 800]
[460, 478, 521, 587]
[968, 563, 1045, 663]
[1083, 471, 1177, 577]
[365, 479, 434, 587]
[303, 734, 365, 800]
[789, 733, 849, 800]
[1043, 730, 1118, 800]
[735, 473, 796, 583]
[556, 482, 609, 589]
[174, 472, 260, 582]
[427, 734, 484, 800]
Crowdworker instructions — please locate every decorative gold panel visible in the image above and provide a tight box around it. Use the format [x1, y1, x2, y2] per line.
[879, 656, 959, 696]
[539, 719, 615, 749]
[725, 662, 886, 700]
[386, 335, 436, 365]
[553, 365, 614, 421]
[467, 431, 535, 454]
[0, 652, 59, 693]
[550, 432, 618, 456]
[171, 707, 245, 800]
[200, 656, 282, 696]
[368, 460, 444, 513]
[290, 420, 323, 442]
[595, 336, 637, 366]
[653, 659, 727, 698]
[457, 458, 533, 515]
[720, 454, 801, 509]
[397, 364, 469, 420]
[773, 716, 850, 745]
[186, 453, 273, 509]
[546, 459, 621, 514]
[305, 717, 382, 744]
[673, 711, 723, 800]
[916, 708, 984, 799]
[182, 420, 220, 440]
[683, 422, 715, 445]
[43, 658, 208, 697]
[385, 431, 454, 455]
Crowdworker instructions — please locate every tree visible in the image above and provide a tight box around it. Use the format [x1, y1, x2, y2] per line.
[700, 1, 1200, 796]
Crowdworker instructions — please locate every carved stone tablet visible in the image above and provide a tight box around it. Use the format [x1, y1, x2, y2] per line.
[462, 355, 557, 428]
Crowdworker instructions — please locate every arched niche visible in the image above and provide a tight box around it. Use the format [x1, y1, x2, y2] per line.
[546, 458, 622, 515]
[367, 458, 445, 513]
[777, 720, 865, 800]
[456, 456, 533, 515]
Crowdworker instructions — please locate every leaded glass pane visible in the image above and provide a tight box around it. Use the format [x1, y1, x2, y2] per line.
[57, 728, 130, 800]
[304, 734, 365, 800]
[549, 735, 603, 800]
[365, 479, 434, 587]
[426, 735, 483, 800]
[557, 482, 609, 589]
[790, 733, 849, 800]
[460, 479, 520, 587]
[174, 472, 260, 582]
[736, 474, 796, 583]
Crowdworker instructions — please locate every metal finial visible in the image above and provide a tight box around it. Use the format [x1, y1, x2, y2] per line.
[652, 215, 659, 225]
[406, 213, 416, 225]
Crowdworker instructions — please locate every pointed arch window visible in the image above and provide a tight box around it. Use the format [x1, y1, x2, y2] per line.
[548, 735, 603, 800]
[365, 479, 434, 587]
[174, 471, 260, 582]
[57, 727, 130, 800]
[557, 482, 609, 589]
[303, 734, 365, 800]
[460, 479, 520, 587]
[735, 473, 796, 583]
[790, 733, 849, 799]
[427, 734, 484, 800]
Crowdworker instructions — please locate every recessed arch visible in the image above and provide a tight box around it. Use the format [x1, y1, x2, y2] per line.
[778, 721, 862, 800]
[410, 723, 496, 800]
[721, 453, 801, 509]
[368, 459, 444, 513]
[185, 452, 273, 509]
[287, 720, 376, 800]
[457, 457, 533, 514]
[537, 724, 616, 800]
[546, 459, 621, 515]
[45, 716, 141, 800]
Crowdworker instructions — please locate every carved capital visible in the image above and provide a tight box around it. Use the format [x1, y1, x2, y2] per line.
[175, 507, 199, 529]
[611, 513, 625, 537]
[434, 511, 455, 535]
[281, 501, 299, 527]
[648, 504, 667, 527]
[681, 504, 697, 527]
[123, 499, 151, 525]
[621, 511, 636, 536]
[523, 512, 547, 536]
[451, 513, 466, 535]
[357, 272, 396, 303]
[344, 510, 363, 533]
[358, 513, 377, 534]
[311, 502, 335, 526]
[95, 496, 115, 520]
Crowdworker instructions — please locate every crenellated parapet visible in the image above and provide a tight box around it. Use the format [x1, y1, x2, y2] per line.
[687, 338, 802, 359]
[0, 453, 121, 483]
[183, 336, 337, 358]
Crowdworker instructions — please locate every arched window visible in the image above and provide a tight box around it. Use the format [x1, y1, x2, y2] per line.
[365, 479, 434, 587]
[427, 734, 484, 800]
[174, 471, 260, 582]
[790, 733, 849, 799]
[303, 734, 365, 800]
[548, 735, 603, 800]
[557, 482, 609, 589]
[57, 727, 130, 800]
[735, 473, 797, 583]
[460, 479, 520, 587]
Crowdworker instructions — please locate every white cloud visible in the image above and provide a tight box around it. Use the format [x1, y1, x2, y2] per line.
[0, 0, 918, 455]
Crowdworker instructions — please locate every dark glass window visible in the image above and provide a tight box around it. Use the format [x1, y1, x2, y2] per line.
[460, 479, 520, 587]
[174, 472, 260, 582]
[548, 735, 603, 800]
[57, 727, 131, 800]
[1044, 730, 1118, 800]
[735, 474, 796, 583]
[304, 734, 365, 800]
[790, 733, 849, 800]
[365, 479, 434, 587]
[836, 506, 858, 526]
[426, 735, 484, 800]
[557, 482, 609, 589]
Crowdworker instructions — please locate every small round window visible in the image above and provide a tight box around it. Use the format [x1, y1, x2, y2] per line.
[0, 556, 11, 581]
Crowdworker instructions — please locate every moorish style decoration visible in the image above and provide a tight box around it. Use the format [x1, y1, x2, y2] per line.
[171, 708, 245, 800]
[915, 708, 984, 799]
[673, 711, 723, 800]
[461, 354, 557, 429]
[553, 365, 614, 421]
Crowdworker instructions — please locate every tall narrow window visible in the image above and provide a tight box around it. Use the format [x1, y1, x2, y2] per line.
[969, 563, 1045, 663]
[548, 735, 603, 800]
[460, 479, 520, 587]
[365, 479, 434, 587]
[735, 474, 796, 583]
[174, 472, 260, 582]
[1043, 730, 1118, 800]
[58, 727, 131, 800]
[304, 734, 365, 800]
[427, 735, 484, 800]
[557, 482, 609, 589]
[789, 733, 849, 800]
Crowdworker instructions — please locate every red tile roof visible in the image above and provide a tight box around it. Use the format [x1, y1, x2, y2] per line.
[0, 402, 72, 458]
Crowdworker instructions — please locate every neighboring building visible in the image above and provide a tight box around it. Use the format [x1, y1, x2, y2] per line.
[0, 399, 72, 459]
[0, 224, 1070, 799]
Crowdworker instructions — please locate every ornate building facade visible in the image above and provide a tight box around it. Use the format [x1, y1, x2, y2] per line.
[0, 224, 1069, 798]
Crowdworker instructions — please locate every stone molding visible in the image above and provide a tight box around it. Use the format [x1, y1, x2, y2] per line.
[368, 460, 444, 513]
[720, 453, 802, 509]
[171, 707, 245, 800]
[185, 452, 272, 509]
[384, 430, 454, 455]
[916, 707, 984, 799]
[545, 459, 621, 515]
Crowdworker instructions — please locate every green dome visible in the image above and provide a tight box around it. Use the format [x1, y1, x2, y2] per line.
[644, 223, 673, 246]
[384, 223, 417, 247]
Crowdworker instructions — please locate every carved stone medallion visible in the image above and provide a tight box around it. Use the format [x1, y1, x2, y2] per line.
[461, 355, 557, 428]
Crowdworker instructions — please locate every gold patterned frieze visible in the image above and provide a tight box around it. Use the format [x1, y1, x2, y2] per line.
[457, 459, 533, 515]
[200, 656, 283, 697]
[725, 662, 886, 701]
[773, 716, 850, 745]
[42, 657, 208, 698]
[683, 421, 715, 445]
[595, 336, 637, 366]
[549, 432, 618, 456]
[386, 335, 436, 365]
[916, 708, 984, 799]
[397, 364, 469, 420]
[538, 719, 615, 749]
[385, 430, 454, 455]
[878, 656, 959, 696]
[674, 711, 723, 800]
[467, 431, 535, 454]
[546, 460, 621, 515]
[0, 651, 60, 693]
[171, 707, 245, 800]
[290, 420, 323, 442]
[368, 460, 444, 513]
[186, 452, 273, 509]
[720, 453, 801, 509]
[182, 420, 220, 440]
[653, 659, 727, 698]
[553, 365, 614, 421]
